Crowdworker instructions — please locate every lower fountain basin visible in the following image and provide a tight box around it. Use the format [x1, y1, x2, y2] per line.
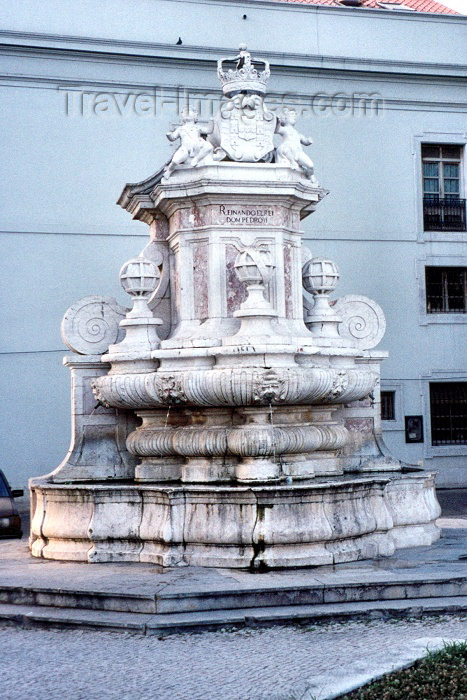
[30, 471, 440, 569]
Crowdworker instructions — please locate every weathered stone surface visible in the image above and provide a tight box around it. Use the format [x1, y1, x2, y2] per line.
[333, 294, 386, 350]
[30, 44, 440, 569]
[29, 473, 440, 568]
[61, 296, 127, 356]
[46, 356, 137, 483]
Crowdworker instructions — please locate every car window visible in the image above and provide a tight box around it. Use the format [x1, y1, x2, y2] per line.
[0, 475, 10, 498]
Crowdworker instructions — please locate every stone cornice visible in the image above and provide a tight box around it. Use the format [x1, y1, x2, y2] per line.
[117, 166, 165, 213]
[119, 163, 329, 221]
[0, 31, 466, 80]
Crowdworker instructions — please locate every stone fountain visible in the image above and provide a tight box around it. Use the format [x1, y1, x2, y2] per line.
[30, 46, 440, 568]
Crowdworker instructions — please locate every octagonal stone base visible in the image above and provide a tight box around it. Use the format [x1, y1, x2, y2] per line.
[29, 472, 440, 569]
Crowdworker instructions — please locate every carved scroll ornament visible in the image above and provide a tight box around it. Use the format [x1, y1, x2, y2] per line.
[61, 296, 127, 356]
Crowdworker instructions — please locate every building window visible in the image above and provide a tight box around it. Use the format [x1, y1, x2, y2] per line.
[381, 391, 395, 420]
[430, 382, 467, 446]
[422, 145, 466, 231]
[425, 267, 466, 314]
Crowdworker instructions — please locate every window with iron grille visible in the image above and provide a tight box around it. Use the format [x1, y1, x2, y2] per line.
[381, 391, 395, 420]
[425, 267, 466, 314]
[422, 144, 466, 232]
[430, 382, 467, 446]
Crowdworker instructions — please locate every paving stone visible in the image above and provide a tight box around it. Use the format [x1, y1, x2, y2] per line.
[307, 636, 466, 700]
[0, 616, 465, 699]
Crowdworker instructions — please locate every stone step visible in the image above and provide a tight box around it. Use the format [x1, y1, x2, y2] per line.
[0, 575, 465, 615]
[0, 586, 156, 614]
[155, 575, 467, 614]
[0, 596, 465, 636]
[0, 602, 148, 634]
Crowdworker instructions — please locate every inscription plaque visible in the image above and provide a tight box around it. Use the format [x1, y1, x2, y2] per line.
[218, 205, 275, 226]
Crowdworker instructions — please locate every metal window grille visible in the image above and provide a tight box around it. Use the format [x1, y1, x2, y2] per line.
[425, 267, 466, 314]
[430, 382, 467, 446]
[381, 391, 395, 420]
[423, 197, 466, 232]
[422, 144, 466, 231]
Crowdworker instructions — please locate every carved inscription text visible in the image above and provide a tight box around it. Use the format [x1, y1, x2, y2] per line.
[218, 204, 274, 225]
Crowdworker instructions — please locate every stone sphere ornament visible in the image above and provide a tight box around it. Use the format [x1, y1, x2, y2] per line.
[234, 247, 275, 286]
[98, 255, 164, 364]
[302, 258, 342, 338]
[302, 258, 339, 296]
[120, 257, 160, 298]
[229, 246, 278, 342]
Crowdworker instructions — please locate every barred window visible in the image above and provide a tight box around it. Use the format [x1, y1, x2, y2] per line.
[425, 267, 466, 314]
[430, 382, 467, 446]
[381, 391, 395, 421]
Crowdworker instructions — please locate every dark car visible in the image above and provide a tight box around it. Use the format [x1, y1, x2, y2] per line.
[0, 470, 23, 538]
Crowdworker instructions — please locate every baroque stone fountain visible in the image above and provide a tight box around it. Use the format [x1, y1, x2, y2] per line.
[30, 46, 440, 568]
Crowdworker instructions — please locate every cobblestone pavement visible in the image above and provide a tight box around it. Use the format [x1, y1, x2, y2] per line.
[1, 615, 465, 700]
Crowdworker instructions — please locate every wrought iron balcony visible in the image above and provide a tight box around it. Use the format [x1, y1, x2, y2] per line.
[423, 196, 466, 232]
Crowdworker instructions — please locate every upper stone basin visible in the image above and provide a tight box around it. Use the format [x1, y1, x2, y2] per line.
[92, 362, 377, 410]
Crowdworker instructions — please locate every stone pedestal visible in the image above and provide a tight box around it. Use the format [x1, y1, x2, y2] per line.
[48, 356, 137, 483]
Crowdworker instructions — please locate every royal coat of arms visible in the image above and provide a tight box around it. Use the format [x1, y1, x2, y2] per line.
[215, 94, 276, 162]
[212, 45, 276, 163]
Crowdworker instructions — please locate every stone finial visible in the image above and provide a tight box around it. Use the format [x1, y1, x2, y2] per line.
[333, 295, 386, 350]
[61, 296, 127, 355]
[303, 258, 339, 295]
[102, 256, 163, 368]
[120, 256, 160, 313]
[217, 45, 271, 96]
[302, 258, 341, 338]
[234, 247, 275, 315]
[224, 246, 278, 344]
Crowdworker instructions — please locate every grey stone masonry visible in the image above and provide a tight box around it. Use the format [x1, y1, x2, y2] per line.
[1, 526, 466, 635]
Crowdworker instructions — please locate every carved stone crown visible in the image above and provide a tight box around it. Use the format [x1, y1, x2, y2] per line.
[217, 44, 270, 96]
